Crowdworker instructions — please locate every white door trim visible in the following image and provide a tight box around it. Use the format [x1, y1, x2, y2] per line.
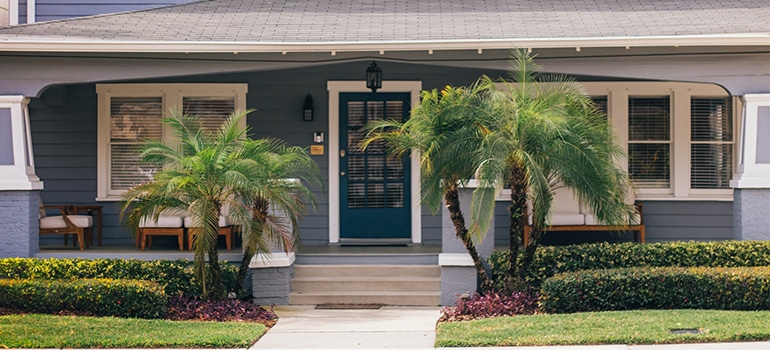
[327, 81, 422, 243]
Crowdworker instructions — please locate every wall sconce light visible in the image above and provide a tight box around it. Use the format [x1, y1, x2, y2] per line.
[366, 61, 382, 93]
[303, 94, 314, 121]
[313, 132, 324, 144]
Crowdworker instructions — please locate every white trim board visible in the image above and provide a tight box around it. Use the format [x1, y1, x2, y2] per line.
[327, 81, 422, 244]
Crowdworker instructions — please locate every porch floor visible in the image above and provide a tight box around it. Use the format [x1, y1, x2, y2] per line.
[34, 243, 443, 263]
[35, 244, 244, 261]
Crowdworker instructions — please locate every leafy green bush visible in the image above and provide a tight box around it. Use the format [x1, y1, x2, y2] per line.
[0, 278, 168, 318]
[489, 240, 770, 290]
[540, 266, 770, 313]
[0, 258, 239, 297]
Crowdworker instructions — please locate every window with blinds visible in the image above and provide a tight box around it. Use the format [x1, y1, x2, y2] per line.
[109, 97, 163, 192]
[691, 97, 733, 189]
[628, 97, 671, 188]
[97, 84, 247, 199]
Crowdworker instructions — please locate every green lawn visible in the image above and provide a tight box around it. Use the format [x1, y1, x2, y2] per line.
[436, 309, 770, 347]
[0, 313, 266, 348]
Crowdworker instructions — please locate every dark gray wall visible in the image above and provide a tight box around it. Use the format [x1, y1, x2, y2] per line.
[31, 61, 504, 247]
[493, 200, 734, 246]
[18, 0, 194, 23]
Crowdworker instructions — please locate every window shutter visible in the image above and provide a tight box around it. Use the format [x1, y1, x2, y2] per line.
[109, 97, 163, 192]
[182, 97, 236, 132]
[628, 97, 671, 188]
[691, 98, 733, 189]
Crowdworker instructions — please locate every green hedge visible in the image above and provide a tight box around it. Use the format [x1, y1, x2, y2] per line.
[0, 258, 238, 297]
[540, 266, 770, 313]
[489, 240, 770, 289]
[0, 278, 168, 319]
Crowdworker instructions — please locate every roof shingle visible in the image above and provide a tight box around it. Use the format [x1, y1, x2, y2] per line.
[0, 0, 767, 43]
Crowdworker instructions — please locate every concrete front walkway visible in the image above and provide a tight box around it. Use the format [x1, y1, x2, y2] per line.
[250, 306, 770, 350]
[251, 305, 441, 349]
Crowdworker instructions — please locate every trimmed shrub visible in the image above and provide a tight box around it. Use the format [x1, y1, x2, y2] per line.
[0, 278, 168, 319]
[440, 292, 539, 322]
[0, 258, 239, 297]
[540, 266, 770, 314]
[489, 240, 770, 289]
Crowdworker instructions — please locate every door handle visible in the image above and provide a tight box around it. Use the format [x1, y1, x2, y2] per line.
[340, 171, 346, 176]
[340, 150, 346, 157]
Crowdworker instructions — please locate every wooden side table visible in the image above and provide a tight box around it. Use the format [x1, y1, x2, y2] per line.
[68, 205, 104, 246]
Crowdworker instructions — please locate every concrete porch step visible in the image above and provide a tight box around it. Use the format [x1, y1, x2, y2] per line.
[292, 264, 441, 278]
[288, 291, 441, 306]
[292, 277, 440, 292]
[289, 264, 441, 306]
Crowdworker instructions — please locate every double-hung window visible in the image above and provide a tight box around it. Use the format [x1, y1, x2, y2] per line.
[627, 96, 671, 190]
[583, 82, 736, 199]
[96, 84, 248, 200]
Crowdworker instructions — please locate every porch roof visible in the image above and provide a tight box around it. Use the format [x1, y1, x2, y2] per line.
[0, 0, 768, 53]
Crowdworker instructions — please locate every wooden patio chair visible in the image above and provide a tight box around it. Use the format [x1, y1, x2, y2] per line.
[138, 211, 186, 251]
[184, 215, 234, 250]
[39, 202, 93, 250]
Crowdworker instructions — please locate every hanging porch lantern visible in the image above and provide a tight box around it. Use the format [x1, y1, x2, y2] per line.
[366, 61, 382, 93]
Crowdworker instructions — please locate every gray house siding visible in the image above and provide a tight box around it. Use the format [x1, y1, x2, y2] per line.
[18, 0, 193, 24]
[493, 200, 734, 246]
[31, 61, 502, 247]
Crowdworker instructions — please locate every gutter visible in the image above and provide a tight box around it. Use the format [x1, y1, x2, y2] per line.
[0, 34, 767, 53]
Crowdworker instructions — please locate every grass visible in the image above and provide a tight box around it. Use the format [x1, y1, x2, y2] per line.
[436, 309, 770, 347]
[0, 313, 266, 348]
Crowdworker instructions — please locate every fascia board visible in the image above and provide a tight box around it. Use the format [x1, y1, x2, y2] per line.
[0, 34, 768, 53]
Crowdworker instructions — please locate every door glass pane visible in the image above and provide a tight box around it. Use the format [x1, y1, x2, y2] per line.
[387, 183, 404, 208]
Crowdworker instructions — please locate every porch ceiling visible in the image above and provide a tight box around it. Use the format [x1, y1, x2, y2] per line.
[0, 0, 767, 53]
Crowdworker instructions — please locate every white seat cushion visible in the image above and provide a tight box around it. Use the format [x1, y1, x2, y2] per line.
[139, 215, 184, 228]
[550, 213, 585, 226]
[40, 215, 93, 229]
[584, 212, 641, 225]
[184, 215, 229, 228]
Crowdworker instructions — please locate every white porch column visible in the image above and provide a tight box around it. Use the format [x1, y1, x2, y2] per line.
[730, 94, 770, 240]
[0, 96, 43, 257]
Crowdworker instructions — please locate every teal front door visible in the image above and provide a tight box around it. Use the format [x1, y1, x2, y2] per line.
[339, 92, 411, 240]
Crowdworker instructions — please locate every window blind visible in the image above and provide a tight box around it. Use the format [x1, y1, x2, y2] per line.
[182, 97, 236, 132]
[109, 97, 163, 192]
[628, 97, 671, 188]
[691, 98, 733, 189]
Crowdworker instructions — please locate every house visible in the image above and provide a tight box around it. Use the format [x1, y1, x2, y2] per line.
[0, 0, 768, 305]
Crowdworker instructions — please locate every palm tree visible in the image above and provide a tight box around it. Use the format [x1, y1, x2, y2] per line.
[233, 138, 322, 296]
[471, 50, 636, 291]
[121, 110, 321, 299]
[363, 84, 495, 293]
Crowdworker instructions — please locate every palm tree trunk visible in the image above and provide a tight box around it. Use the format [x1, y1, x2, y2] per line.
[444, 181, 494, 293]
[207, 245, 225, 300]
[517, 222, 542, 283]
[507, 162, 528, 290]
[236, 196, 270, 296]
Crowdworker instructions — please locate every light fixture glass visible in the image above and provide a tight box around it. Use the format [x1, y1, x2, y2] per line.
[303, 94, 314, 121]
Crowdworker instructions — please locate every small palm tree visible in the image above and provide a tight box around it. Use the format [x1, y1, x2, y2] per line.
[471, 50, 636, 291]
[364, 83, 495, 292]
[233, 138, 322, 295]
[121, 110, 321, 299]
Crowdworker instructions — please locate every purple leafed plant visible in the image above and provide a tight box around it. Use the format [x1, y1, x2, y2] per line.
[166, 295, 278, 324]
[440, 292, 539, 322]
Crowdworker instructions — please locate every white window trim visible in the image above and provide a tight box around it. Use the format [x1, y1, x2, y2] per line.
[327, 80, 422, 244]
[96, 83, 248, 201]
[495, 81, 734, 201]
